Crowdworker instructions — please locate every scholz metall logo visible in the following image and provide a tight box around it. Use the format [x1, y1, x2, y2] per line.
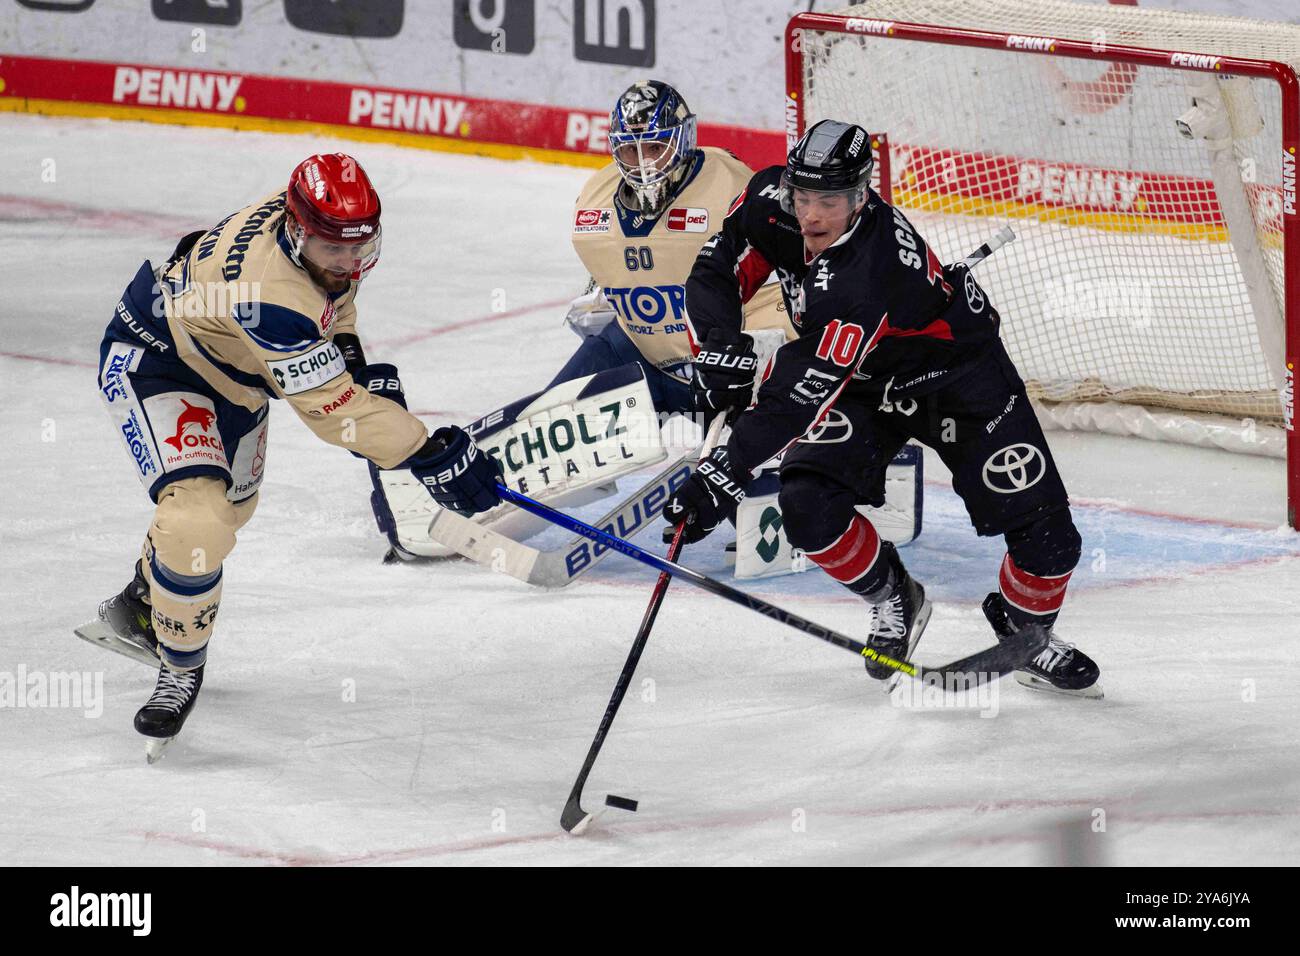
[981, 443, 1045, 494]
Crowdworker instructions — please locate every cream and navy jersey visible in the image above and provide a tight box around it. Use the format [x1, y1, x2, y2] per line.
[116, 191, 426, 469]
[686, 165, 1002, 477]
[571, 147, 792, 381]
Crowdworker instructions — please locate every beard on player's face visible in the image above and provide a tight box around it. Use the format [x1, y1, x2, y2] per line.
[302, 255, 351, 293]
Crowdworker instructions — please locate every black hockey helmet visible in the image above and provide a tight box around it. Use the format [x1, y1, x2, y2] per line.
[609, 80, 698, 214]
[780, 119, 873, 215]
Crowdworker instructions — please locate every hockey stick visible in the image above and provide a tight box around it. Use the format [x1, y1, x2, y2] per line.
[560, 414, 728, 835]
[956, 225, 1016, 269]
[495, 484, 1048, 680]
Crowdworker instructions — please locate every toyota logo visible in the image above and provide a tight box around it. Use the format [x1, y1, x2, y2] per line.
[800, 408, 853, 444]
[982, 443, 1045, 494]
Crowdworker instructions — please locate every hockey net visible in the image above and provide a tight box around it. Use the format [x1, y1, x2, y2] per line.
[788, 0, 1299, 528]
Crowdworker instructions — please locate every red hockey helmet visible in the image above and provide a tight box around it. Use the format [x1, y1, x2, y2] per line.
[285, 153, 382, 282]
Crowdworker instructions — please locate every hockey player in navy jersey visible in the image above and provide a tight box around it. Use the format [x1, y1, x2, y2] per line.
[664, 120, 1101, 697]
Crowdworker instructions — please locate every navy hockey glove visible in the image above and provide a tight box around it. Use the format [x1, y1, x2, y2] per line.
[356, 362, 407, 408]
[409, 426, 504, 517]
[663, 448, 746, 544]
[691, 329, 758, 423]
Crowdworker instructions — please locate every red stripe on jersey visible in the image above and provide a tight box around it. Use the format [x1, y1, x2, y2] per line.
[734, 242, 774, 304]
[807, 514, 881, 584]
[727, 189, 747, 217]
[925, 245, 953, 297]
[998, 554, 1073, 616]
[860, 312, 955, 362]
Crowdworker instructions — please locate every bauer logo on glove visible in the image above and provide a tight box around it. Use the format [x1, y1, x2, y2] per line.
[408, 426, 504, 517]
[663, 448, 746, 544]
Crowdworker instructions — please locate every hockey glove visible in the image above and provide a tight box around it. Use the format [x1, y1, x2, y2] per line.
[691, 329, 759, 423]
[663, 448, 746, 544]
[408, 426, 504, 517]
[356, 362, 407, 408]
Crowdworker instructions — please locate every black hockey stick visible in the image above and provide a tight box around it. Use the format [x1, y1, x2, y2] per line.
[560, 415, 726, 835]
[495, 485, 1048, 682]
[560, 521, 690, 834]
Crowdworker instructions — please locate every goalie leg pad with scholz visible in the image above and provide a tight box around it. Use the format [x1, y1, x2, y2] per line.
[408, 427, 504, 517]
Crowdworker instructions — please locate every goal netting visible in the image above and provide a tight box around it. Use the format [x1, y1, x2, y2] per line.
[789, 0, 1298, 522]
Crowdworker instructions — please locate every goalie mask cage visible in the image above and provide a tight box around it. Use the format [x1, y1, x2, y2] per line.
[786, 0, 1299, 529]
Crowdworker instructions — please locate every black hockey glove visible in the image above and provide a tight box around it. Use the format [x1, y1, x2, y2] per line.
[409, 426, 504, 517]
[663, 448, 746, 544]
[691, 329, 759, 423]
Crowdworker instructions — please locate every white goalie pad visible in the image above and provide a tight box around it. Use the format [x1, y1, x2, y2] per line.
[378, 364, 665, 559]
[732, 443, 924, 581]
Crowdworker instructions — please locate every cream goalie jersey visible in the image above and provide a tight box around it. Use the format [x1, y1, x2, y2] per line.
[571, 146, 794, 376]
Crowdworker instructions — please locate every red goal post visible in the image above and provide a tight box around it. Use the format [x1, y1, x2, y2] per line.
[786, 2, 1300, 530]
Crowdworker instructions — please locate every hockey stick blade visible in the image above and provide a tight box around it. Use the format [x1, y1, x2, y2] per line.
[913, 623, 1050, 685]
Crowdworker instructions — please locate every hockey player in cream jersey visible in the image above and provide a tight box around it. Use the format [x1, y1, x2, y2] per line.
[369, 82, 806, 570]
[558, 80, 791, 408]
[86, 154, 503, 760]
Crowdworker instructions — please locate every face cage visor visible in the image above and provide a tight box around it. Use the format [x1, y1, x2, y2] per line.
[296, 226, 382, 282]
[609, 115, 696, 190]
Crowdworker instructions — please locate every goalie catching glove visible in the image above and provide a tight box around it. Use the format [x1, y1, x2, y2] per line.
[691, 329, 759, 422]
[408, 426, 504, 517]
[663, 448, 747, 544]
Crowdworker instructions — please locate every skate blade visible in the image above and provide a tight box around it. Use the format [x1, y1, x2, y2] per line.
[885, 597, 934, 693]
[144, 736, 174, 764]
[74, 621, 159, 669]
[1014, 671, 1105, 699]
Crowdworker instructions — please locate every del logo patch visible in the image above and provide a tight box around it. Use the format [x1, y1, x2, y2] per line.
[667, 207, 709, 232]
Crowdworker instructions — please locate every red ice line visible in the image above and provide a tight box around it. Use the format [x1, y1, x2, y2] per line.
[137, 801, 1298, 866]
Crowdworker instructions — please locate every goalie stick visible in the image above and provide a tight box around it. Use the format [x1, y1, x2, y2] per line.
[561, 415, 727, 835]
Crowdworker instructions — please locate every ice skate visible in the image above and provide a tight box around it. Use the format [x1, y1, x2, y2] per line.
[982, 593, 1102, 698]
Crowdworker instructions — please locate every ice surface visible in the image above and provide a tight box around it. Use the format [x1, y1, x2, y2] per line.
[1, 115, 1297, 865]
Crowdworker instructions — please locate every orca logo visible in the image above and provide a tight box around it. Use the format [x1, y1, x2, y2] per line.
[800, 408, 853, 444]
[982, 443, 1045, 494]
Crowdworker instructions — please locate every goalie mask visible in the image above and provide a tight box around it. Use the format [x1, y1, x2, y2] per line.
[780, 119, 874, 216]
[608, 80, 698, 215]
[284, 153, 383, 291]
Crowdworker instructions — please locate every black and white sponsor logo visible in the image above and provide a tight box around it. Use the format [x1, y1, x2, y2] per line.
[50, 886, 151, 936]
[792, 367, 837, 404]
[453, 0, 536, 54]
[964, 270, 985, 313]
[981, 443, 1045, 494]
[266, 341, 346, 395]
[574, 0, 655, 67]
[800, 408, 852, 444]
[283, 0, 403, 38]
[152, 0, 242, 26]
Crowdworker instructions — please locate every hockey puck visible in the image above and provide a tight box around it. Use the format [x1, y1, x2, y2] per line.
[604, 794, 639, 813]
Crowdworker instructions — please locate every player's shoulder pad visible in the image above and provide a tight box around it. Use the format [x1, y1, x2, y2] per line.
[732, 166, 785, 217]
[575, 162, 621, 209]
